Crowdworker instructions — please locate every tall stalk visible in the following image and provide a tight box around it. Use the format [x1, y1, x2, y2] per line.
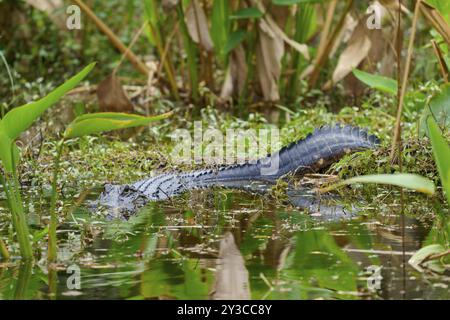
[177, 3, 200, 102]
[48, 139, 65, 263]
[14, 261, 32, 300]
[389, 0, 422, 160]
[0, 172, 32, 260]
[287, 3, 314, 101]
[0, 238, 9, 260]
[145, 0, 180, 100]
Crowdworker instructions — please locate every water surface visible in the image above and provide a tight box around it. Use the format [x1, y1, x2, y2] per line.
[0, 189, 448, 300]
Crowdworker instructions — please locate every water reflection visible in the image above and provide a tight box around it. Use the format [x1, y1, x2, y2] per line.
[0, 190, 448, 300]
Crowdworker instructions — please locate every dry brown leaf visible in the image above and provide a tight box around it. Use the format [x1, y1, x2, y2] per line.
[421, 2, 450, 46]
[185, 0, 214, 52]
[253, 0, 309, 59]
[25, 0, 65, 28]
[308, 0, 354, 87]
[379, 0, 410, 14]
[256, 18, 284, 101]
[301, 11, 357, 82]
[97, 74, 134, 113]
[329, 13, 358, 57]
[341, 5, 394, 96]
[264, 17, 309, 60]
[324, 21, 372, 90]
[212, 233, 250, 300]
[220, 45, 248, 99]
[316, 0, 338, 61]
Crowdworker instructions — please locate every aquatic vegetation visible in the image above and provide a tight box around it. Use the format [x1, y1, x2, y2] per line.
[0, 63, 95, 260]
[321, 173, 436, 196]
[48, 112, 173, 262]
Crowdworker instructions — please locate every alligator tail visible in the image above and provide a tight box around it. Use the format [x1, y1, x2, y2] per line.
[195, 124, 380, 184]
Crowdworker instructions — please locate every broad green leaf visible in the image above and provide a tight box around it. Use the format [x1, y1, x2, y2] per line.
[420, 84, 450, 136]
[230, 7, 263, 19]
[352, 69, 398, 95]
[425, 0, 450, 22]
[427, 116, 450, 204]
[409, 244, 448, 274]
[1, 62, 95, 140]
[323, 174, 435, 195]
[224, 30, 247, 55]
[64, 112, 173, 138]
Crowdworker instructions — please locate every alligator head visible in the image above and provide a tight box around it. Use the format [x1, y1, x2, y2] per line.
[90, 183, 148, 219]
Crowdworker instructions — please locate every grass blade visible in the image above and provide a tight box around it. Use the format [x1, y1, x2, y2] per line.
[427, 116, 450, 203]
[321, 173, 435, 195]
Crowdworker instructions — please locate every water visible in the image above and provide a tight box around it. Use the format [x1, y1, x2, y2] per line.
[0, 189, 448, 300]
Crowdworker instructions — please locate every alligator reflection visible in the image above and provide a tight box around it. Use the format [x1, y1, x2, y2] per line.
[0, 190, 447, 300]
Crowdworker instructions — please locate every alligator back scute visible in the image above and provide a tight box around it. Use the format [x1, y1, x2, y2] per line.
[95, 125, 379, 214]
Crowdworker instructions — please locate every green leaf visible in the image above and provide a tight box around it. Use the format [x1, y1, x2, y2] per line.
[409, 244, 448, 274]
[32, 227, 49, 244]
[420, 84, 450, 136]
[224, 30, 247, 55]
[211, 0, 231, 61]
[230, 7, 263, 19]
[424, 0, 450, 22]
[143, 0, 158, 46]
[352, 69, 398, 95]
[1, 63, 95, 140]
[64, 111, 173, 139]
[0, 129, 20, 173]
[0, 63, 95, 172]
[427, 116, 450, 204]
[323, 174, 435, 195]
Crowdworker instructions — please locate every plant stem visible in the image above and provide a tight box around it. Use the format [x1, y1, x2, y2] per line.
[10, 180, 33, 260]
[48, 139, 65, 263]
[177, 3, 199, 102]
[309, 0, 353, 88]
[48, 268, 58, 299]
[14, 261, 32, 300]
[71, 0, 150, 76]
[288, 3, 314, 101]
[0, 238, 9, 260]
[431, 40, 449, 83]
[1, 146, 33, 260]
[147, 23, 181, 100]
[389, 0, 422, 161]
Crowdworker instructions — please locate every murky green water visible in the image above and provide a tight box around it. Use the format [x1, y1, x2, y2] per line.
[0, 189, 449, 300]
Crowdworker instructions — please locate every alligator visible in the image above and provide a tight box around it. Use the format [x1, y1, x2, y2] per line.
[93, 125, 380, 219]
